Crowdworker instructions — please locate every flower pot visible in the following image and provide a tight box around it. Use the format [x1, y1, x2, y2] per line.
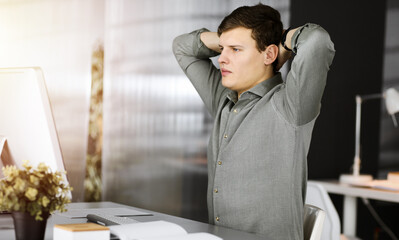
[11, 211, 49, 240]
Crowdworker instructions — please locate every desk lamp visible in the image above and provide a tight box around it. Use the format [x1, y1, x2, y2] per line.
[340, 88, 399, 185]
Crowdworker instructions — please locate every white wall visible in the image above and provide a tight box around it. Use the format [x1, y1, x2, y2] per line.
[0, 0, 105, 201]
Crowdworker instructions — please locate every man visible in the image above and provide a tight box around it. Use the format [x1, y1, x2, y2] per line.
[173, 4, 335, 239]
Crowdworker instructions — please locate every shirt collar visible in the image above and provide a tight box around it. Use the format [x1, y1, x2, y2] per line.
[227, 73, 283, 102]
[227, 90, 238, 103]
[248, 73, 283, 97]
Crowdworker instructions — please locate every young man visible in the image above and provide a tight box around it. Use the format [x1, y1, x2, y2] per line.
[173, 4, 335, 239]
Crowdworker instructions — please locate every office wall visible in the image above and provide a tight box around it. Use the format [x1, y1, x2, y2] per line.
[291, 0, 399, 238]
[101, 0, 290, 221]
[290, 0, 386, 180]
[0, 0, 105, 201]
[379, 0, 399, 178]
[373, 1, 399, 239]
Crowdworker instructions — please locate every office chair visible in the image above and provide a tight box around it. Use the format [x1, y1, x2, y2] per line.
[306, 181, 361, 240]
[304, 204, 326, 240]
[306, 181, 340, 240]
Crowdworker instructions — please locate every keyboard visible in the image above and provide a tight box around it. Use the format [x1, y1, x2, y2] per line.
[86, 213, 139, 226]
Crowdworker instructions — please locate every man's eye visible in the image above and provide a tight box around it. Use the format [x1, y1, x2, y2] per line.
[219, 47, 224, 51]
[233, 48, 240, 52]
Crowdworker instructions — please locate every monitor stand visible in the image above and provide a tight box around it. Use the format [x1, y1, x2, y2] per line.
[0, 136, 12, 213]
[0, 135, 14, 168]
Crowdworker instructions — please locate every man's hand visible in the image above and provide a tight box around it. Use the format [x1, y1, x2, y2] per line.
[200, 32, 221, 53]
[276, 28, 298, 71]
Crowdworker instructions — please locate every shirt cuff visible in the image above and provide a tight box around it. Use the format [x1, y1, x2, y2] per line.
[191, 28, 220, 59]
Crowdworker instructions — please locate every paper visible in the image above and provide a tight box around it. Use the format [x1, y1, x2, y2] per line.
[55, 207, 152, 218]
[142, 233, 223, 240]
[110, 221, 187, 240]
[109, 221, 222, 240]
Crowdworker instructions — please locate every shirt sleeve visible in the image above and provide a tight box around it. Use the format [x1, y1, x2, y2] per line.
[273, 23, 336, 126]
[172, 28, 228, 118]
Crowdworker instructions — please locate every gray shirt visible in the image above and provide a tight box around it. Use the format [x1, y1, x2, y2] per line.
[173, 23, 335, 239]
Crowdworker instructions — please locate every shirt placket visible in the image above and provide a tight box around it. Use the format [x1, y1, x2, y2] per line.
[213, 100, 241, 224]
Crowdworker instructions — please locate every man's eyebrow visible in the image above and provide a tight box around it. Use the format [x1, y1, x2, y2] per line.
[218, 44, 244, 48]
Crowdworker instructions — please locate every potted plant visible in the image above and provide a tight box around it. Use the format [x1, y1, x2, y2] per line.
[0, 161, 72, 240]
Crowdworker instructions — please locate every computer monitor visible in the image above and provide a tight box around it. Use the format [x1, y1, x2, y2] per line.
[0, 67, 70, 193]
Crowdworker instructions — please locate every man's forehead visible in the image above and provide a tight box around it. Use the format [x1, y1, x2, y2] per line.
[219, 27, 255, 46]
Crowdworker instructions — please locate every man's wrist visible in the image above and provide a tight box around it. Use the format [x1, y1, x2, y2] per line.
[281, 27, 292, 51]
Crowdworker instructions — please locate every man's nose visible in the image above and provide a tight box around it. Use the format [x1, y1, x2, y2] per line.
[218, 50, 228, 64]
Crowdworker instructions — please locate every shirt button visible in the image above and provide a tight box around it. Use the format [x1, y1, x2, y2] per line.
[233, 109, 238, 113]
[214, 188, 218, 193]
[224, 134, 228, 138]
[218, 161, 222, 165]
[216, 217, 220, 222]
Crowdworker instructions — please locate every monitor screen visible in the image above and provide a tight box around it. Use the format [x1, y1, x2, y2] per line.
[0, 67, 69, 191]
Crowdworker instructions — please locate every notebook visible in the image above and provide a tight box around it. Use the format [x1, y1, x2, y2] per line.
[55, 208, 152, 219]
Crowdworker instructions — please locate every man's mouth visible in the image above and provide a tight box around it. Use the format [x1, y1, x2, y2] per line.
[221, 68, 232, 77]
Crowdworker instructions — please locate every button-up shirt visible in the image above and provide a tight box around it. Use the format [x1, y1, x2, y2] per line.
[173, 23, 335, 239]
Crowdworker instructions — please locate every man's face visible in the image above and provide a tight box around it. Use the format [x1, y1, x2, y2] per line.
[218, 27, 269, 97]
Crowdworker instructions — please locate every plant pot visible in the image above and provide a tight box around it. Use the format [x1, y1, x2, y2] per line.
[11, 211, 50, 240]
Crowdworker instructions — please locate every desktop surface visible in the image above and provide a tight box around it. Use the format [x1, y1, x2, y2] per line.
[310, 179, 399, 237]
[0, 201, 266, 240]
[311, 179, 399, 202]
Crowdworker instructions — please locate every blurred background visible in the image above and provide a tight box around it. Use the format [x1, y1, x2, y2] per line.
[0, 0, 398, 239]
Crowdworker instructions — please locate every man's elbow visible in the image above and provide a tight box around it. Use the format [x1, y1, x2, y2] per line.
[313, 27, 335, 57]
[172, 35, 183, 57]
[305, 27, 335, 67]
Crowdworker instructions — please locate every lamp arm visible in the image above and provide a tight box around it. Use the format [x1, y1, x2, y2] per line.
[353, 93, 383, 176]
[360, 93, 383, 101]
[354, 96, 362, 176]
[392, 115, 398, 127]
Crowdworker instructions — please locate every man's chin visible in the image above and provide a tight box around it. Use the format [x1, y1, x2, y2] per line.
[221, 79, 234, 90]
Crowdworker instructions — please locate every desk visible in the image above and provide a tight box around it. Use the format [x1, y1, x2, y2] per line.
[311, 180, 399, 237]
[0, 201, 265, 240]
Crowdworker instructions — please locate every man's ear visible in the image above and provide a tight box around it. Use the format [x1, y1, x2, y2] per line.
[263, 44, 279, 66]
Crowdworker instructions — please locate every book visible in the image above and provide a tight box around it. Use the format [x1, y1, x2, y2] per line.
[351, 179, 399, 191]
[388, 172, 399, 183]
[369, 180, 399, 191]
[109, 220, 223, 240]
[53, 223, 110, 240]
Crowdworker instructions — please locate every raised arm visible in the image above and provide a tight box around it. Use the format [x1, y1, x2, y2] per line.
[173, 29, 227, 117]
[274, 23, 336, 126]
[276, 27, 299, 71]
[200, 32, 221, 53]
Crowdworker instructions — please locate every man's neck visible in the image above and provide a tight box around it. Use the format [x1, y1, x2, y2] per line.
[237, 71, 276, 99]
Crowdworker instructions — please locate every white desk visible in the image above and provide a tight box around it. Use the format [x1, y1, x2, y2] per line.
[311, 180, 399, 237]
[0, 201, 266, 240]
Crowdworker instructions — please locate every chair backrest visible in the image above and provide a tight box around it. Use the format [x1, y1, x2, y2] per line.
[304, 204, 326, 240]
[306, 181, 341, 240]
